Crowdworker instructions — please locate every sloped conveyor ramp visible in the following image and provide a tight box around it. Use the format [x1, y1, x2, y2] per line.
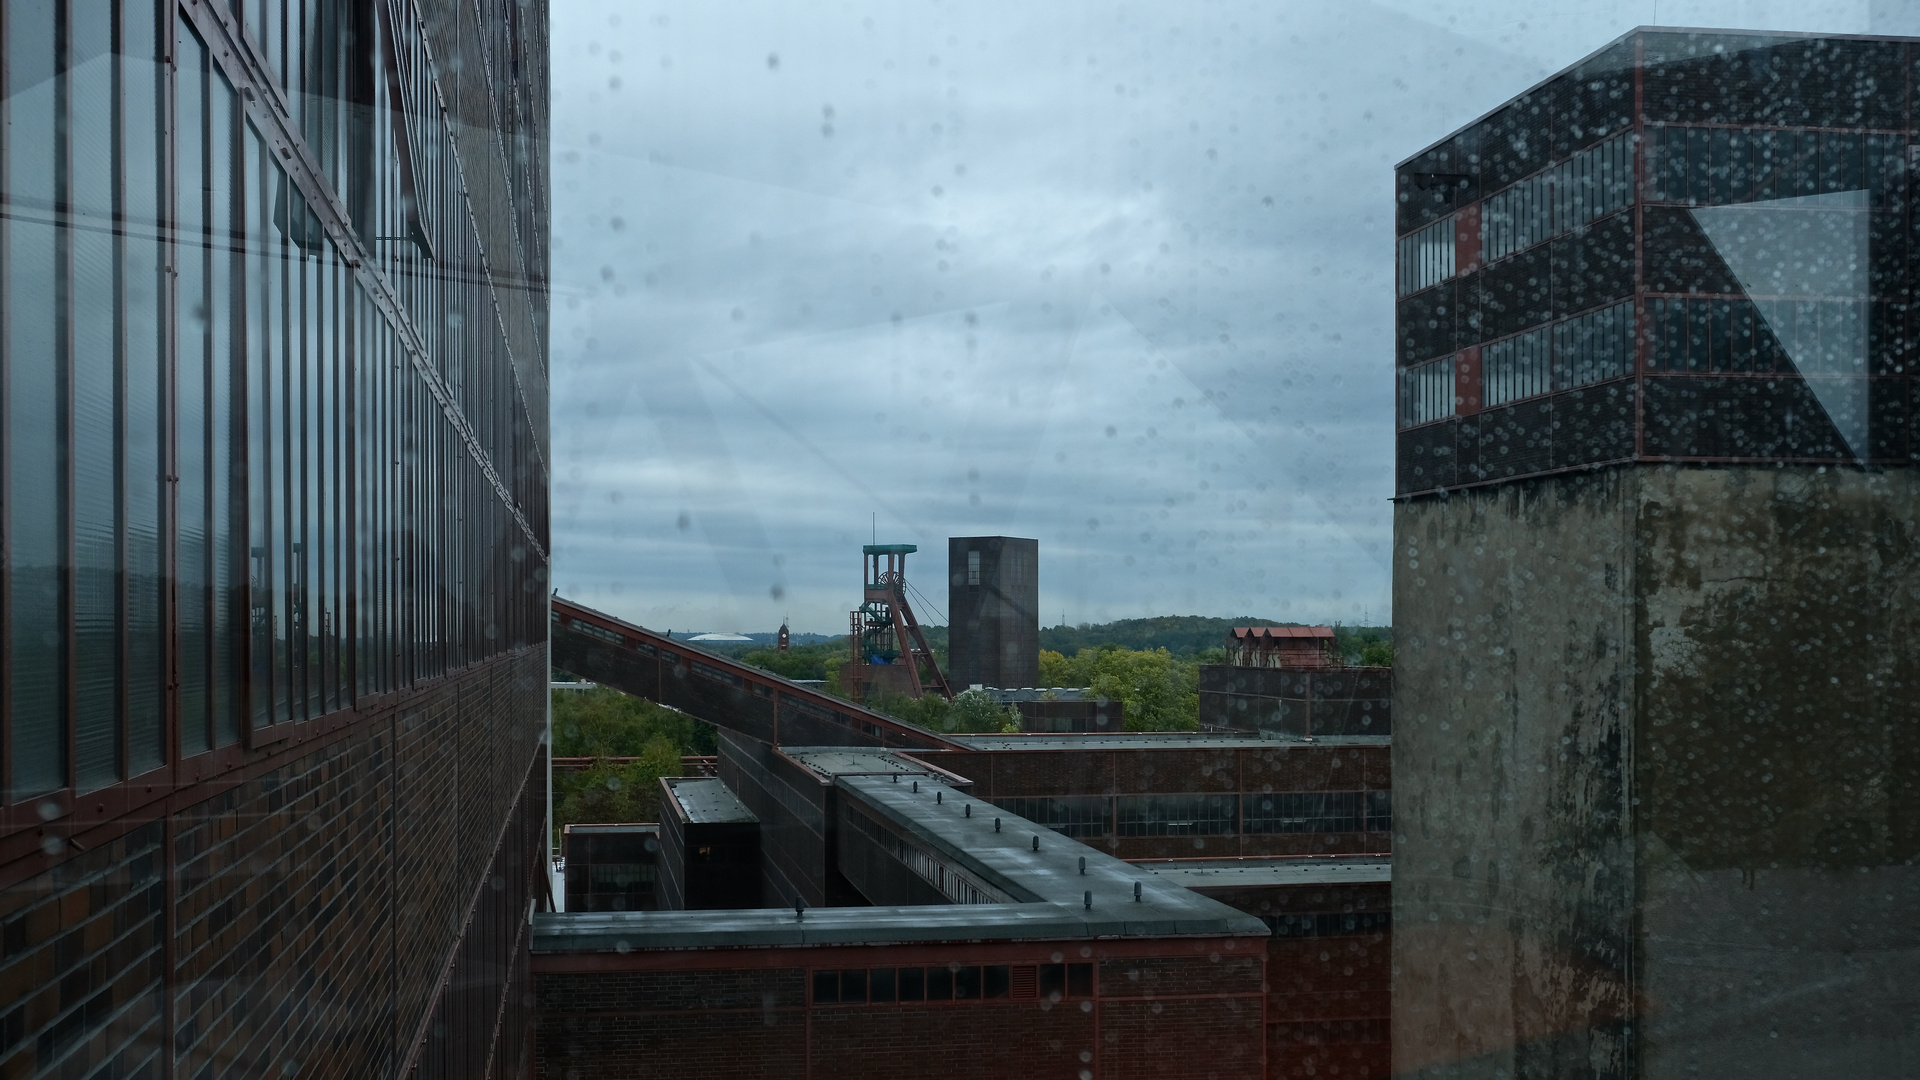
[550, 595, 960, 752]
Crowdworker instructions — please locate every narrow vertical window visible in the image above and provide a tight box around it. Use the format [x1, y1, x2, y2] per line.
[1398, 357, 1456, 428]
[209, 53, 240, 749]
[178, 20, 213, 756]
[247, 124, 275, 728]
[6, 0, 69, 797]
[73, 0, 121, 789]
[124, 0, 166, 766]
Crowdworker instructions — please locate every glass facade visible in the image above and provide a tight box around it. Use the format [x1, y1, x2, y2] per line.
[0, 1, 549, 1076]
[1, 0, 549, 799]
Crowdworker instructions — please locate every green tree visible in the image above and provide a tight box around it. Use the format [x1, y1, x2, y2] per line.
[944, 688, 1021, 734]
[553, 735, 683, 827]
[738, 638, 846, 681]
[1039, 648, 1094, 688]
[1087, 647, 1198, 732]
[861, 687, 1019, 734]
[1039, 645, 1198, 732]
[551, 686, 716, 758]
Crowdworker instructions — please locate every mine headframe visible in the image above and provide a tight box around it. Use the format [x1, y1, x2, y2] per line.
[844, 543, 953, 702]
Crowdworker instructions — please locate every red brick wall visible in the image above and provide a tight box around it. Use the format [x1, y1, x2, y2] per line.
[1195, 883, 1391, 1080]
[0, 647, 547, 1080]
[534, 938, 1268, 1080]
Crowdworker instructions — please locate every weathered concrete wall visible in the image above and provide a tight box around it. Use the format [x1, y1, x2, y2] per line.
[1632, 466, 1920, 1079]
[1393, 464, 1920, 1079]
[1392, 470, 1636, 1080]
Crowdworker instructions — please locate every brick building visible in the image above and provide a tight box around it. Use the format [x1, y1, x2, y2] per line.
[916, 734, 1391, 862]
[534, 751, 1272, 1079]
[547, 600, 1397, 1080]
[0, 1, 552, 1077]
[1227, 626, 1338, 670]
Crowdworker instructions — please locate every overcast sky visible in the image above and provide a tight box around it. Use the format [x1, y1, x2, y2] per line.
[546, 0, 1892, 635]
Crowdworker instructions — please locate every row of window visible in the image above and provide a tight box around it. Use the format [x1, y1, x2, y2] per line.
[1481, 132, 1634, 263]
[1398, 122, 1897, 299]
[1648, 297, 1870, 375]
[1399, 359, 1457, 429]
[1396, 218, 1456, 298]
[812, 963, 1094, 1005]
[1401, 302, 1634, 426]
[1398, 133, 1634, 298]
[993, 792, 1391, 839]
[1482, 330, 1551, 408]
[1264, 911, 1393, 939]
[0, 3, 547, 799]
[1646, 125, 1903, 208]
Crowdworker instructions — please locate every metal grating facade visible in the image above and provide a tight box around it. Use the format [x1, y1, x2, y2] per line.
[1395, 29, 1919, 496]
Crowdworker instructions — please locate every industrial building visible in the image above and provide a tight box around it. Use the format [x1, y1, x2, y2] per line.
[547, 598, 1393, 1079]
[0, 1, 553, 1076]
[949, 536, 1042, 690]
[1393, 27, 1920, 1079]
[1200, 627, 1393, 739]
[563, 825, 661, 913]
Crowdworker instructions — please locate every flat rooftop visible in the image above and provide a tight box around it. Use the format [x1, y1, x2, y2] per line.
[1139, 857, 1392, 889]
[562, 823, 658, 835]
[828, 773, 1264, 935]
[533, 756, 1268, 954]
[531, 901, 1257, 952]
[938, 733, 1391, 751]
[664, 778, 757, 824]
[781, 747, 935, 779]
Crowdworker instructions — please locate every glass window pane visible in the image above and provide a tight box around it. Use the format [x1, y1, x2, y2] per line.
[124, 0, 165, 767]
[7, 0, 67, 798]
[73, 1, 121, 790]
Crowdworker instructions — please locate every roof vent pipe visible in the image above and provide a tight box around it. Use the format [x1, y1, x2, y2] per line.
[1078, 857, 1086, 875]
[1133, 881, 1142, 902]
[1031, 835, 1040, 852]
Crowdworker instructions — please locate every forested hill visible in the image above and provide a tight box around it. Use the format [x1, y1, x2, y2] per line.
[682, 616, 1391, 674]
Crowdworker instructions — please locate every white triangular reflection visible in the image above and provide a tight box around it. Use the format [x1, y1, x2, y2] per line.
[1692, 190, 1870, 460]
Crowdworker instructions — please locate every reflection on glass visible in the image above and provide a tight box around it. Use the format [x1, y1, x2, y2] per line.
[73, 2, 120, 791]
[7, 0, 66, 798]
[1693, 190, 1871, 458]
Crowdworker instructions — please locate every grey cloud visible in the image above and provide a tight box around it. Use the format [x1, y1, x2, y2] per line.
[547, 0, 1853, 633]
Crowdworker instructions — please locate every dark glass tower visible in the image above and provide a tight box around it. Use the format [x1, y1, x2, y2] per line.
[0, 1, 550, 1075]
[1392, 29, 1919, 1080]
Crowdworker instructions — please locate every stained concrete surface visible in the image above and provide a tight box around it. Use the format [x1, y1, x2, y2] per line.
[1393, 465, 1920, 1079]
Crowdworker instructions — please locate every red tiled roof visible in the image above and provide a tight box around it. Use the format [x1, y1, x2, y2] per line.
[1230, 626, 1335, 640]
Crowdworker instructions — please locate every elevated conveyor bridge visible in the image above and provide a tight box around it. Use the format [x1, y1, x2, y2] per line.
[549, 595, 959, 752]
